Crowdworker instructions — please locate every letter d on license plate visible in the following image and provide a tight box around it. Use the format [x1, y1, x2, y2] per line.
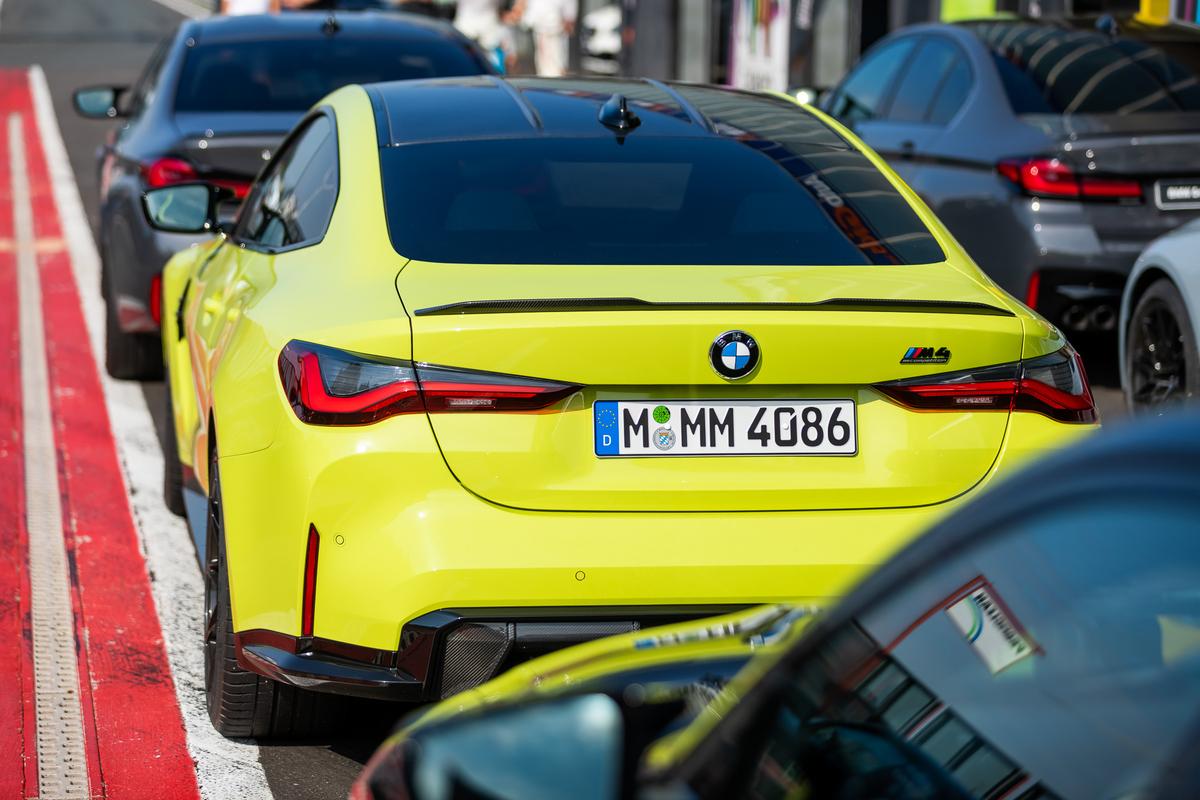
[594, 400, 857, 457]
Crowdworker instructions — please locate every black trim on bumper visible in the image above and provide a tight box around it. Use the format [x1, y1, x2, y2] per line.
[236, 630, 423, 701]
[236, 605, 751, 702]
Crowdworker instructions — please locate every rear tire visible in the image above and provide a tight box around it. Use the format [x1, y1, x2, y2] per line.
[102, 257, 163, 381]
[161, 379, 186, 517]
[204, 446, 337, 739]
[1125, 278, 1199, 413]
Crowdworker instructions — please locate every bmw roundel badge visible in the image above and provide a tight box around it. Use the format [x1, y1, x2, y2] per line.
[710, 330, 760, 380]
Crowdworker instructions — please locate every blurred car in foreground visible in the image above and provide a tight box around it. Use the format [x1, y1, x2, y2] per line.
[352, 605, 812, 799]
[821, 16, 1200, 364]
[363, 411, 1200, 799]
[145, 75, 1098, 737]
[73, 11, 490, 379]
[1120, 219, 1200, 411]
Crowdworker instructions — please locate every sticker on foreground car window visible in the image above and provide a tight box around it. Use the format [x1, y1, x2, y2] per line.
[945, 583, 1037, 675]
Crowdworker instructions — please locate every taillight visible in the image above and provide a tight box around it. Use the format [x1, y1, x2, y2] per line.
[141, 157, 197, 188]
[875, 347, 1096, 424]
[997, 158, 1141, 201]
[278, 340, 581, 426]
[279, 341, 422, 425]
[1025, 270, 1040, 310]
[416, 364, 582, 412]
[211, 178, 251, 199]
[149, 273, 162, 326]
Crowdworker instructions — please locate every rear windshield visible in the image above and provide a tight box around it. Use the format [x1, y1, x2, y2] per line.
[174, 38, 487, 113]
[967, 22, 1200, 115]
[379, 136, 944, 266]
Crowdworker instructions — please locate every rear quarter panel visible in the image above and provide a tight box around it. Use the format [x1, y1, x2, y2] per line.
[162, 241, 216, 470]
[208, 86, 413, 633]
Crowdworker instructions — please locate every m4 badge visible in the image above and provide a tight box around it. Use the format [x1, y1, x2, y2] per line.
[901, 346, 951, 365]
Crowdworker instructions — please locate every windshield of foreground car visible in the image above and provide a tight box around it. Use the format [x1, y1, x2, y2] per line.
[379, 136, 945, 266]
[174, 38, 487, 113]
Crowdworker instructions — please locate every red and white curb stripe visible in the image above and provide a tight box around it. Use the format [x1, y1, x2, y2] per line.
[0, 67, 273, 798]
[11, 108, 90, 800]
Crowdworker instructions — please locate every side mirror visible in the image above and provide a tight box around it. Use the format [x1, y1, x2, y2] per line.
[401, 694, 624, 800]
[142, 183, 231, 235]
[73, 86, 127, 119]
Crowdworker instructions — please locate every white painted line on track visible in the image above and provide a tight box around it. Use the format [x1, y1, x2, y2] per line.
[147, 0, 210, 19]
[29, 65, 273, 800]
[11, 112, 91, 800]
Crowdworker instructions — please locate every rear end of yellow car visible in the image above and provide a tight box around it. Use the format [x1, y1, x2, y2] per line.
[163, 77, 1097, 714]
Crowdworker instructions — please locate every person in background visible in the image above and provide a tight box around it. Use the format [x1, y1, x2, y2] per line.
[507, 0, 575, 77]
[220, 0, 281, 12]
[455, 0, 518, 73]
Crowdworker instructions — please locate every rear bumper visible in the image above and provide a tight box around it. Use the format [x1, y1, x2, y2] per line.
[958, 191, 1197, 301]
[217, 407, 1094, 699]
[235, 606, 745, 701]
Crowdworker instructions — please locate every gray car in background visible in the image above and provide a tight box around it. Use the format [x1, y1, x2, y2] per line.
[73, 12, 490, 380]
[821, 16, 1200, 376]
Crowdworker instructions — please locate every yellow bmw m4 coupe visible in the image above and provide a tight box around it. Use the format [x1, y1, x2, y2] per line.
[142, 76, 1098, 737]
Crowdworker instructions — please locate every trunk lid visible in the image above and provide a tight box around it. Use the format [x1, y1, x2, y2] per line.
[173, 111, 300, 180]
[399, 263, 1024, 512]
[1027, 113, 1200, 178]
[1026, 113, 1200, 251]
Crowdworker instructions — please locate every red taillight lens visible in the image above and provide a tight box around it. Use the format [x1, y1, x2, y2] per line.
[279, 341, 422, 426]
[999, 157, 1078, 197]
[149, 273, 162, 326]
[301, 525, 319, 638]
[417, 364, 582, 412]
[1016, 348, 1096, 423]
[997, 158, 1141, 202]
[212, 178, 251, 199]
[1079, 176, 1142, 199]
[1025, 270, 1040, 310]
[141, 157, 197, 188]
[278, 340, 581, 426]
[875, 346, 1096, 424]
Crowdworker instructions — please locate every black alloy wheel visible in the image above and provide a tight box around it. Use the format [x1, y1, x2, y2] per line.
[1126, 278, 1199, 412]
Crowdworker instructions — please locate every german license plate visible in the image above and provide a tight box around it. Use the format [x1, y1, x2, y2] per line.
[1154, 179, 1200, 210]
[593, 400, 857, 457]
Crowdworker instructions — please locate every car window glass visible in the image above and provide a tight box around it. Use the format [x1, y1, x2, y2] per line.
[967, 21, 1200, 114]
[174, 37, 487, 113]
[127, 39, 169, 117]
[238, 115, 337, 249]
[889, 39, 959, 123]
[826, 38, 917, 126]
[928, 57, 972, 125]
[379, 133, 945, 266]
[724, 497, 1200, 799]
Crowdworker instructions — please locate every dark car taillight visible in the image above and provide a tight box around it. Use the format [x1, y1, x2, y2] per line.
[141, 157, 250, 198]
[875, 346, 1096, 424]
[278, 340, 581, 426]
[141, 157, 198, 188]
[997, 158, 1141, 201]
[149, 273, 162, 326]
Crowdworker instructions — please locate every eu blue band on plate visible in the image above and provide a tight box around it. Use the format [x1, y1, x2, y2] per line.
[594, 401, 619, 455]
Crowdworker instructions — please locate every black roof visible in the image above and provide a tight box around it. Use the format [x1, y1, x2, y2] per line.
[185, 10, 466, 45]
[366, 76, 852, 148]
